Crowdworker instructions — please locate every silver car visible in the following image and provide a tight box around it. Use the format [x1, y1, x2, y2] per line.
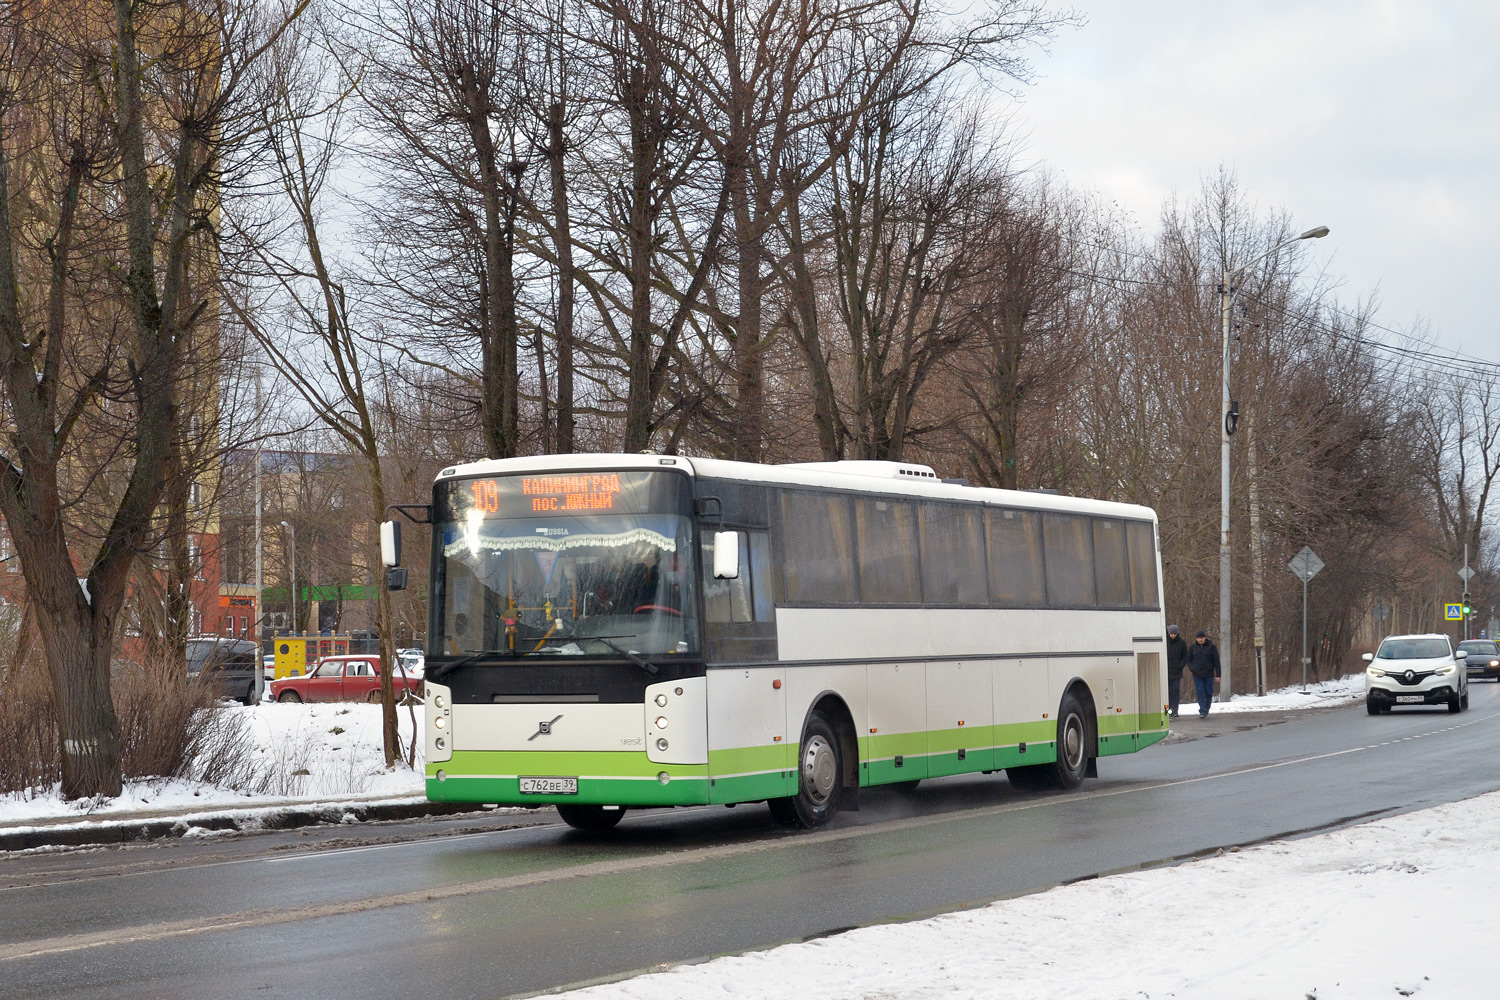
[1363, 633, 1469, 715]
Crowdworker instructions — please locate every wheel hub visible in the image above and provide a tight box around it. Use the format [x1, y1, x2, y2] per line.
[802, 735, 837, 804]
[1062, 713, 1084, 770]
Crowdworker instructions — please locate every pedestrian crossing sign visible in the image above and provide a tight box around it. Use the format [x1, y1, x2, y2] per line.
[1445, 603, 1463, 621]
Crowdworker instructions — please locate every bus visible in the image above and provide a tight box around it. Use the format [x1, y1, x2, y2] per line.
[386, 454, 1168, 830]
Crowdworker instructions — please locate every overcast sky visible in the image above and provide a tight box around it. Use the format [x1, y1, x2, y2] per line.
[1011, 1, 1499, 362]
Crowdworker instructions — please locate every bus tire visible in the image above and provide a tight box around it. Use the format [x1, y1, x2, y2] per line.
[557, 804, 626, 831]
[1006, 690, 1093, 792]
[769, 711, 843, 828]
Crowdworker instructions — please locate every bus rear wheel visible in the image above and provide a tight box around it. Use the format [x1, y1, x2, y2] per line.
[1006, 690, 1092, 792]
[769, 711, 843, 828]
[557, 804, 626, 831]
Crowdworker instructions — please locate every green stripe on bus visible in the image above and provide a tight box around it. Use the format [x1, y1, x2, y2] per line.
[427, 774, 710, 806]
[708, 744, 790, 776]
[710, 769, 795, 803]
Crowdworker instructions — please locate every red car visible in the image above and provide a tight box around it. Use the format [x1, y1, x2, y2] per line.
[269, 655, 423, 704]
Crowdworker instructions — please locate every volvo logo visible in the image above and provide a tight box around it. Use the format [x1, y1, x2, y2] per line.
[529, 715, 563, 741]
[1404, 670, 1415, 682]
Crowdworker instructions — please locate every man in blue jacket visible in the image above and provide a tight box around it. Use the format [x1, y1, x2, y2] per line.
[1185, 630, 1222, 717]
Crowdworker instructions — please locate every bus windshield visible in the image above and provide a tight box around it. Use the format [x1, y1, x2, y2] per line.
[430, 470, 699, 659]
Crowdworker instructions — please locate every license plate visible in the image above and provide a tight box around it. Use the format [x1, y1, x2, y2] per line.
[1395, 695, 1423, 704]
[519, 776, 577, 794]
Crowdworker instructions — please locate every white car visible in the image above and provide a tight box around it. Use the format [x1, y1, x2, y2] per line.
[1363, 633, 1469, 715]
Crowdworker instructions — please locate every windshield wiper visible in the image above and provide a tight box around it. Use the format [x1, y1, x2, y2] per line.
[586, 636, 659, 678]
[428, 649, 511, 683]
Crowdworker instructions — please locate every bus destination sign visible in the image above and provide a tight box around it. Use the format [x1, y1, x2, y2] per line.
[466, 473, 624, 514]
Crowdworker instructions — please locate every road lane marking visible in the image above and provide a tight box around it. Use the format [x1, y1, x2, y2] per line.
[5, 708, 1497, 963]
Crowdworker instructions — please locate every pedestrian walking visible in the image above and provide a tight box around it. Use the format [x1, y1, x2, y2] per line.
[1165, 625, 1188, 717]
[1185, 630, 1221, 717]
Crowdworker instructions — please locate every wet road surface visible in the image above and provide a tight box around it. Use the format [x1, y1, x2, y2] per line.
[4, 684, 1499, 999]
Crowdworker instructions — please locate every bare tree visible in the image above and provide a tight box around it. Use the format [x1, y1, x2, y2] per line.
[227, 16, 409, 766]
[0, 0, 298, 797]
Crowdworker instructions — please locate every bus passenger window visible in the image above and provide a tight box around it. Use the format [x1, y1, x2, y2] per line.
[1092, 519, 1132, 607]
[1043, 513, 1096, 607]
[1126, 521, 1160, 608]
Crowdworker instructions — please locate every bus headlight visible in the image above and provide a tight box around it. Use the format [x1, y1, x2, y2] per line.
[434, 716, 446, 729]
[654, 693, 668, 707]
[655, 716, 669, 730]
[656, 738, 669, 751]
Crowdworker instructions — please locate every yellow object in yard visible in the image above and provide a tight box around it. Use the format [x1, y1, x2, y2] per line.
[272, 633, 351, 679]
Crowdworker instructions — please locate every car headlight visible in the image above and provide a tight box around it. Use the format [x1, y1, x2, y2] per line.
[1366, 666, 1386, 678]
[1436, 665, 1455, 676]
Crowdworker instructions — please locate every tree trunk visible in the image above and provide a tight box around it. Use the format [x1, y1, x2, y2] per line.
[547, 100, 576, 455]
[622, 66, 655, 453]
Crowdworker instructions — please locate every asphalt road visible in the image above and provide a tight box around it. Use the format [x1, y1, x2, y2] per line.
[5, 684, 1500, 1000]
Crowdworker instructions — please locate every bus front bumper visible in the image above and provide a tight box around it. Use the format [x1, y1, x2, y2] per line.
[427, 750, 710, 807]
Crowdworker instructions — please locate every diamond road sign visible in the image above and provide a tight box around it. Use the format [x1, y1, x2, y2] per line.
[1288, 546, 1324, 583]
[1458, 566, 1476, 582]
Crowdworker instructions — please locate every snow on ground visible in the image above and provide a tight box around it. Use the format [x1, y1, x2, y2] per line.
[559, 790, 1500, 1000]
[0, 702, 425, 827]
[1213, 672, 1365, 713]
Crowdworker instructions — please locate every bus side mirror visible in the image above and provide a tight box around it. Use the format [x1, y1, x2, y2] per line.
[712, 531, 740, 579]
[386, 567, 409, 592]
[381, 520, 402, 568]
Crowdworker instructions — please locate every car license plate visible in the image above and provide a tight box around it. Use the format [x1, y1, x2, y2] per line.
[519, 776, 577, 795]
[1395, 695, 1423, 704]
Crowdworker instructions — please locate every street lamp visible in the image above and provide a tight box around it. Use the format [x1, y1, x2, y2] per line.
[280, 520, 297, 633]
[1218, 225, 1329, 701]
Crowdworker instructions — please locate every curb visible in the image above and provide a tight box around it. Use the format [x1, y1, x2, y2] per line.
[0, 799, 487, 853]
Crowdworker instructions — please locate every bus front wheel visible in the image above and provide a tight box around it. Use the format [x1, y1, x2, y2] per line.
[769, 711, 843, 828]
[557, 804, 626, 831]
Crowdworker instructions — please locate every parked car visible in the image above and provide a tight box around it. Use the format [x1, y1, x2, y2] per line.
[268, 654, 423, 704]
[1363, 633, 1469, 714]
[186, 638, 260, 705]
[396, 648, 425, 677]
[1456, 639, 1500, 681]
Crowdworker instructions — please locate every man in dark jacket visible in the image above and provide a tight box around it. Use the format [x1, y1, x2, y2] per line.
[1185, 630, 1222, 717]
[1165, 625, 1188, 717]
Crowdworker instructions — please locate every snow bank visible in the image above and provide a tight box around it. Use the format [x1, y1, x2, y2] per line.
[0, 702, 424, 827]
[559, 790, 1500, 1000]
[1214, 672, 1366, 713]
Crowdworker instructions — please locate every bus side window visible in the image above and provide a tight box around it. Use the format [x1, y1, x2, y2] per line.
[747, 531, 775, 622]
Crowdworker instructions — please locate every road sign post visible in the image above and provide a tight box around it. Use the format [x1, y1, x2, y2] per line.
[1288, 547, 1324, 691]
[1459, 548, 1475, 640]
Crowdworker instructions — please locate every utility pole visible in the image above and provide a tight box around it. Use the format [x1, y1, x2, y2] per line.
[1218, 251, 1234, 702]
[253, 367, 264, 701]
[1216, 225, 1329, 702]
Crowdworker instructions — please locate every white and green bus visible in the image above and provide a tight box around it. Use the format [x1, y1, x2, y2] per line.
[388, 454, 1168, 830]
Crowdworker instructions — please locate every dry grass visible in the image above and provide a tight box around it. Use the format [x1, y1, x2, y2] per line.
[0, 649, 266, 798]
